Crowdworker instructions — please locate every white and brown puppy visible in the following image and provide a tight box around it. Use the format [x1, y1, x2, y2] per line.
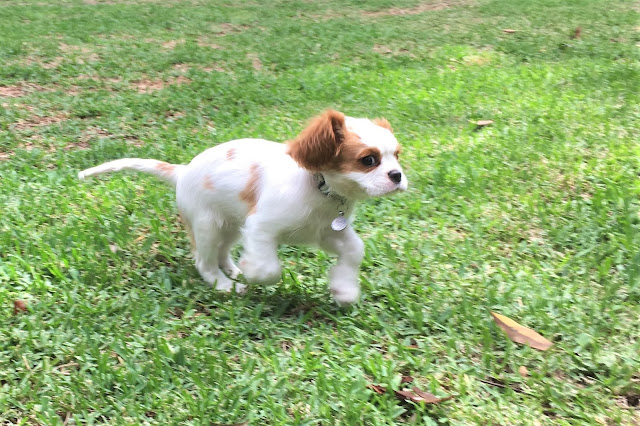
[78, 110, 408, 304]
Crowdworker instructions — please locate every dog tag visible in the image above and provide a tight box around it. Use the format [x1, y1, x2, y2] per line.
[331, 212, 347, 231]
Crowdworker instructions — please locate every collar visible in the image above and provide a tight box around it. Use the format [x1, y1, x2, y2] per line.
[314, 173, 347, 206]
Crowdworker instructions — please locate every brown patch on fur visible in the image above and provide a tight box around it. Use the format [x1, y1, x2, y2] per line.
[240, 163, 261, 215]
[156, 161, 176, 178]
[372, 117, 393, 132]
[226, 148, 236, 160]
[286, 109, 346, 171]
[335, 138, 382, 173]
[394, 146, 401, 159]
[203, 175, 215, 190]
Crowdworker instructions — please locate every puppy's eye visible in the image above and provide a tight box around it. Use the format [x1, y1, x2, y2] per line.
[360, 155, 378, 167]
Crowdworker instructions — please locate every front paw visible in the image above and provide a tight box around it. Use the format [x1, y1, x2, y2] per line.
[239, 258, 282, 285]
[221, 261, 242, 280]
[330, 285, 360, 305]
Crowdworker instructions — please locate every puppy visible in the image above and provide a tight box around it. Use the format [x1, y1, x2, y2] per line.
[78, 110, 408, 304]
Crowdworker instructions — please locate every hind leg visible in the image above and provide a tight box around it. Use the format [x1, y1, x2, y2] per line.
[218, 225, 241, 279]
[192, 217, 246, 293]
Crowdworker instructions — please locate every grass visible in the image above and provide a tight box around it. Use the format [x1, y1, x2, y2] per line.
[1, 0, 639, 423]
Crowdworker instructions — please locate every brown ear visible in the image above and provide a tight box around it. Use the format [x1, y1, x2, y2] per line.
[287, 109, 346, 171]
[372, 117, 393, 133]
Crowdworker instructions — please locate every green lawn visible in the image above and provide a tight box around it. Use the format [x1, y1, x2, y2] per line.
[1, 0, 639, 424]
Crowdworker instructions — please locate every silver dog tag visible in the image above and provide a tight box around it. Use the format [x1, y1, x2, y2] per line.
[331, 212, 347, 231]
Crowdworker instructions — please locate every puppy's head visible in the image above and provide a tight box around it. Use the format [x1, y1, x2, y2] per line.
[287, 109, 408, 199]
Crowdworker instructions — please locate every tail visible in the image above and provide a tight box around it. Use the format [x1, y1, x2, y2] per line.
[78, 158, 184, 188]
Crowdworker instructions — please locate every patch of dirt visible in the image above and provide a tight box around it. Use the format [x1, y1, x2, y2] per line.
[64, 140, 91, 150]
[373, 44, 393, 54]
[76, 75, 122, 84]
[76, 53, 100, 64]
[213, 22, 250, 36]
[172, 64, 190, 73]
[463, 54, 492, 66]
[161, 39, 185, 49]
[362, 0, 473, 17]
[131, 75, 191, 94]
[247, 53, 263, 71]
[165, 111, 186, 121]
[525, 227, 546, 244]
[42, 56, 64, 69]
[197, 38, 222, 49]
[125, 136, 144, 147]
[0, 86, 26, 98]
[80, 126, 112, 141]
[17, 138, 55, 153]
[84, 0, 203, 4]
[59, 43, 93, 55]
[58, 43, 100, 64]
[16, 55, 65, 70]
[201, 64, 227, 73]
[372, 44, 416, 57]
[0, 83, 46, 98]
[11, 112, 68, 131]
[132, 79, 164, 93]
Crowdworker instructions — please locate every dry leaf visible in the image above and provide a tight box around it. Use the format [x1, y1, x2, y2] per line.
[367, 384, 387, 394]
[13, 300, 28, 314]
[491, 312, 553, 351]
[571, 27, 582, 39]
[368, 383, 453, 405]
[109, 243, 118, 253]
[476, 120, 494, 126]
[519, 366, 529, 377]
[395, 386, 453, 404]
[401, 375, 414, 384]
[503, 29, 517, 33]
[478, 377, 524, 393]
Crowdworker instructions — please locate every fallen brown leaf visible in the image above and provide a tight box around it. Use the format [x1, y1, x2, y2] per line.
[367, 384, 387, 394]
[476, 120, 494, 126]
[401, 375, 414, 384]
[491, 312, 553, 351]
[478, 377, 524, 393]
[571, 27, 582, 39]
[395, 386, 453, 404]
[368, 383, 453, 404]
[519, 366, 529, 377]
[13, 300, 28, 314]
[503, 29, 517, 33]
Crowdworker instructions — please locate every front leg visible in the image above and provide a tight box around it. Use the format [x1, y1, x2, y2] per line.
[239, 220, 282, 285]
[320, 226, 365, 305]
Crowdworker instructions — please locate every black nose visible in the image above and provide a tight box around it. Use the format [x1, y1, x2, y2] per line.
[388, 170, 402, 184]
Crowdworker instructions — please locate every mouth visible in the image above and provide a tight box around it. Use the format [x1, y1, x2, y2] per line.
[366, 183, 406, 197]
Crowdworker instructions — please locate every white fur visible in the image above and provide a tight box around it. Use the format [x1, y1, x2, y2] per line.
[78, 115, 407, 304]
